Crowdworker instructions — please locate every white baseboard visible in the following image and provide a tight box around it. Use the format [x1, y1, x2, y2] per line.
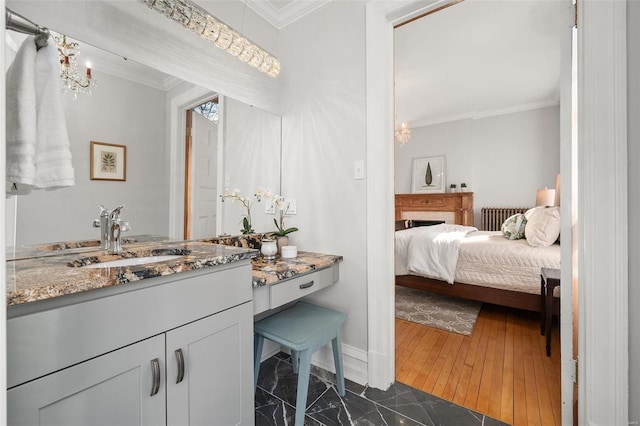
[260, 341, 369, 386]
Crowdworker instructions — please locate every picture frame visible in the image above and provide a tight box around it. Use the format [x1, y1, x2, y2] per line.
[411, 156, 445, 193]
[90, 141, 126, 181]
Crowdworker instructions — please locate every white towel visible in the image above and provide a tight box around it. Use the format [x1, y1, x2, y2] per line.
[33, 40, 75, 189]
[6, 36, 37, 194]
[6, 36, 75, 195]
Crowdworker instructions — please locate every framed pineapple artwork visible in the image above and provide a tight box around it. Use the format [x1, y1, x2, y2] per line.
[411, 156, 445, 193]
[90, 141, 126, 181]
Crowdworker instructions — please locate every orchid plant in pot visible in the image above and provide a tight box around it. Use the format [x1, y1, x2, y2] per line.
[269, 195, 298, 252]
[220, 189, 263, 234]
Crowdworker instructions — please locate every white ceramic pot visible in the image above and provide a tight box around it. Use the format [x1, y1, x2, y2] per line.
[260, 239, 277, 260]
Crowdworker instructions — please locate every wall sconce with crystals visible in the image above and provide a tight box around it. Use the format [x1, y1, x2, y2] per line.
[395, 121, 411, 145]
[54, 33, 96, 99]
[138, 0, 281, 77]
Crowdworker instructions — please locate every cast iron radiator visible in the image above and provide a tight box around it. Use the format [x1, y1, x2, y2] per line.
[480, 207, 530, 231]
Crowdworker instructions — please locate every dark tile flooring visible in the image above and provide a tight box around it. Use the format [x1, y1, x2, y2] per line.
[255, 352, 507, 426]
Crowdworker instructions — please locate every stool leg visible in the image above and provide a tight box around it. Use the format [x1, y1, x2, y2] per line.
[291, 350, 299, 374]
[294, 350, 312, 426]
[254, 334, 264, 390]
[331, 336, 345, 396]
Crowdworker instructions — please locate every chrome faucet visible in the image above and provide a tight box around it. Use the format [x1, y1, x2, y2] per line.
[92, 205, 130, 253]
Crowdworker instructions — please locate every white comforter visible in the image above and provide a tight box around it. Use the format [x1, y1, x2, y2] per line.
[394, 224, 478, 283]
[396, 228, 561, 294]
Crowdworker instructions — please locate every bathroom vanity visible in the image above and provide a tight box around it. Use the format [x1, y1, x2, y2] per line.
[6, 240, 257, 426]
[5, 236, 343, 425]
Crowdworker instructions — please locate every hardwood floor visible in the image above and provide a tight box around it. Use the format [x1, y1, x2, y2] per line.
[395, 303, 561, 426]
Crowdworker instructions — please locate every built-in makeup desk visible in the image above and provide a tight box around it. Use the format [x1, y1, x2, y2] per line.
[251, 251, 343, 315]
[197, 234, 343, 315]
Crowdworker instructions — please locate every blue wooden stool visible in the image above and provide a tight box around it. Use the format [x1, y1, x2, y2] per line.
[254, 302, 347, 426]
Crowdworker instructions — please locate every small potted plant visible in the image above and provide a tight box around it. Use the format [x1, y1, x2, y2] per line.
[220, 189, 261, 234]
[269, 195, 298, 253]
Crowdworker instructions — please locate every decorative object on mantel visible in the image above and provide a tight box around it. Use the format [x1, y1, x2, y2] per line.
[137, 0, 280, 77]
[461, 182, 468, 192]
[220, 189, 262, 234]
[394, 120, 411, 145]
[411, 156, 445, 194]
[90, 141, 126, 181]
[54, 33, 96, 99]
[449, 184, 457, 193]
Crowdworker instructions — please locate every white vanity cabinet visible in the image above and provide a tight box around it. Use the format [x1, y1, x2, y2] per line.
[7, 261, 254, 425]
[8, 335, 167, 426]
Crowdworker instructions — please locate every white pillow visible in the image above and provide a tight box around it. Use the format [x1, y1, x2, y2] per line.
[525, 206, 560, 247]
[501, 213, 527, 240]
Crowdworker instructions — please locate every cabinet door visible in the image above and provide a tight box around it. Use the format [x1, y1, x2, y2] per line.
[166, 302, 254, 425]
[8, 335, 166, 426]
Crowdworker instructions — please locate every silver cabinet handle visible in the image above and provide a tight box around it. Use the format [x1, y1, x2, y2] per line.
[299, 280, 315, 289]
[150, 358, 160, 396]
[175, 348, 185, 384]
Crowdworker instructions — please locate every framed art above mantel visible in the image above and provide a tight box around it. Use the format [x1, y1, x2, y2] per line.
[411, 156, 445, 193]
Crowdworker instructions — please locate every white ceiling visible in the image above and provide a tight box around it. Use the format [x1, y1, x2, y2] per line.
[8, 0, 565, 121]
[394, 0, 565, 128]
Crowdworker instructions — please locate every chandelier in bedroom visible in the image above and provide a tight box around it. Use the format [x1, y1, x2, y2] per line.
[395, 120, 411, 145]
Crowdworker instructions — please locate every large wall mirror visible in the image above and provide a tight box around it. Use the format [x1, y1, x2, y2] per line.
[5, 26, 281, 248]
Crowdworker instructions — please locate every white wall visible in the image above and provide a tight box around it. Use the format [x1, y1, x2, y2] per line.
[394, 106, 560, 226]
[222, 98, 281, 236]
[628, 0, 639, 420]
[279, 1, 369, 360]
[11, 71, 169, 246]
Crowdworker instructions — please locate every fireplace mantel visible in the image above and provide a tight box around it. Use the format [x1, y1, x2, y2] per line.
[395, 193, 474, 227]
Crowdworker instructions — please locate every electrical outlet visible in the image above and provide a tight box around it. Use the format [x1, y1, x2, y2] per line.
[286, 199, 296, 215]
[265, 200, 276, 214]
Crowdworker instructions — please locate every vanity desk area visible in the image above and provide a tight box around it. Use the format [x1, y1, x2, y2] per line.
[5, 235, 342, 425]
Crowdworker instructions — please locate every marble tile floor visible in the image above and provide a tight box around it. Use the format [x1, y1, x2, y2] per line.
[255, 352, 507, 426]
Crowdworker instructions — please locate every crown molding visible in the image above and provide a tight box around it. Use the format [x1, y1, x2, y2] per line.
[411, 98, 560, 128]
[246, 0, 332, 29]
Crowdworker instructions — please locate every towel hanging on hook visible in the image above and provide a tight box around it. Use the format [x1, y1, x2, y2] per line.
[5, 8, 50, 49]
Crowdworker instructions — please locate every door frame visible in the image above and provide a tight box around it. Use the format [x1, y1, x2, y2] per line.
[167, 86, 217, 239]
[364, 0, 628, 424]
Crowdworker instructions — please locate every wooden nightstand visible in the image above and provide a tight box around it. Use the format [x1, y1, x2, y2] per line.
[540, 267, 561, 356]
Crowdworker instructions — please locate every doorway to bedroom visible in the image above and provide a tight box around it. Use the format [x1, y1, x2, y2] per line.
[392, 1, 569, 424]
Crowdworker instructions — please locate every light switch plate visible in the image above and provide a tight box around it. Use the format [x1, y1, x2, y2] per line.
[354, 160, 365, 180]
[286, 199, 296, 215]
[265, 200, 276, 214]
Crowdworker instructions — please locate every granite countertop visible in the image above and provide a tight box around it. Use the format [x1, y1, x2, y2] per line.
[6, 239, 258, 307]
[251, 251, 343, 288]
[6, 233, 344, 307]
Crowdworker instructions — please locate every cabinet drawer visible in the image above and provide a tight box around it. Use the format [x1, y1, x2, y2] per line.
[270, 266, 337, 308]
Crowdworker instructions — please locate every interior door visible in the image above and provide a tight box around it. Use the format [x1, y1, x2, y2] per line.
[189, 110, 218, 239]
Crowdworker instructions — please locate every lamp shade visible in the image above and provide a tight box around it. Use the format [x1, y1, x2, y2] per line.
[536, 188, 556, 207]
[554, 174, 561, 207]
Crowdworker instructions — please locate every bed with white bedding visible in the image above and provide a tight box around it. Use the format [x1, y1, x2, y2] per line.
[395, 224, 561, 312]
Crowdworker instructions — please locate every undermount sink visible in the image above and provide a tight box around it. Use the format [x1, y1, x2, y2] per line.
[81, 255, 184, 269]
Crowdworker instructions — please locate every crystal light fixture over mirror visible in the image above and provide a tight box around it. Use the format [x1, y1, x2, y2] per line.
[54, 33, 97, 99]
[138, 0, 281, 77]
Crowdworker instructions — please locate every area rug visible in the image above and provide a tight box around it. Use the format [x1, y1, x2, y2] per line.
[395, 286, 482, 336]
